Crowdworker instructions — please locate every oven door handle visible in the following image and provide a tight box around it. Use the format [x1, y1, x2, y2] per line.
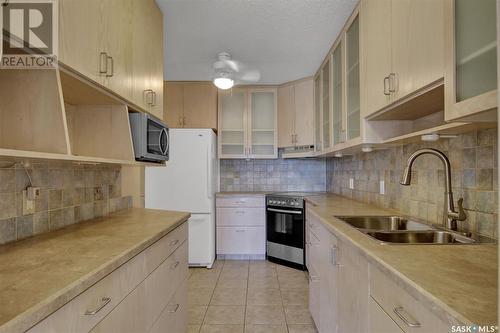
[267, 208, 303, 215]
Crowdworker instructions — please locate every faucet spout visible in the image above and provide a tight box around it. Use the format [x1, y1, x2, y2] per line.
[400, 148, 466, 230]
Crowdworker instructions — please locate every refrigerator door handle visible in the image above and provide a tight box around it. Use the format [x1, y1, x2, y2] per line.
[206, 145, 212, 199]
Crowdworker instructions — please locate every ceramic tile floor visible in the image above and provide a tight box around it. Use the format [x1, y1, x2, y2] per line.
[187, 260, 318, 333]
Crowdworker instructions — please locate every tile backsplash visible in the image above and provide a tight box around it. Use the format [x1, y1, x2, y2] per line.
[327, 128, 498, 238]
[0, 161, 131, 245]
[220, 155, 327, 192]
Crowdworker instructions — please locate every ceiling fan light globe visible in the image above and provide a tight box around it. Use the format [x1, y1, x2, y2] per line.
[213, 77, 234, 90]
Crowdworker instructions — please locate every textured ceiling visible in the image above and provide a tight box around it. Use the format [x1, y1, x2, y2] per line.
[156, 0, 358, 85]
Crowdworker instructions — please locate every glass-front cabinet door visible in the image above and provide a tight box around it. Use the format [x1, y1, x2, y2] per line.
[314, 75, 322, 152]
[249, 89, 277, 158]
[322, 60, 331, 149]
[331, 43, 343, 145]
[346, 15, 360, 141]
[445, 0, 497, 121]
[219, 89, 246, 158]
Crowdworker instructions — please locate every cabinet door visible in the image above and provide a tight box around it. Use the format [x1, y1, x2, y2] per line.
[101, 0, 133, 102]
[148, 2, 165, 120]
[131, 0, 154, 111]
[58, 0, 102, 83]
[183, 83, 218, 129]
[391, 0, 445, 100]
[164, 82, 184, 127]
[331, 44, 343, 145]
[360, 0, 392, 118]
[218, 89, 247, 158]
[293, 79, 314, 146]
[319, 230, 339, 333]
[248, 89, 277, 158]
[321, 60, 331, 149]
[346, 15, 361, 141]
[278, 85, 295, 147]
[314, 75, 322, 152]
[216, 227, 265, 255]
[337, 241, 370, 333]
[369, 298, 404, 333]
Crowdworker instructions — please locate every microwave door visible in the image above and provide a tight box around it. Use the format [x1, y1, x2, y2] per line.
[147, 119, 168, 155]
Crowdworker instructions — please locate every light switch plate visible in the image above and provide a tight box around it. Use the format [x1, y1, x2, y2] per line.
[349, 178, 354, 189]
[379, 180, 385, 195]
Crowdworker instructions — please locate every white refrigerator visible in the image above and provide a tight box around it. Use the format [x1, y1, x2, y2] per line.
[145, 129, 218, 268]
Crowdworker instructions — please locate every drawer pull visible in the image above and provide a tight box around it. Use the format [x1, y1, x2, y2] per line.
[169, 239, 180, 246]
[85, 297, 111, 316]
[168, 303, 180, 313]
[308, 275, 320, 282]
[170, 261, 180, 270]
[235, 230, 245, 233]
[393, 306, 421, 328]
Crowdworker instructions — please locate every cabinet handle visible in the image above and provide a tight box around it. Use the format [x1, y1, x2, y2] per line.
[330, 245, 338, 266]
[169, 239, 179, 246]
[85, 297, 111, 315]
[393, 307, 421, 328]
[295, 134, 298, 144]
[167, 304, 180, 313]
[152, 91, 157, 106]
[389, 73, 397, 93]
[291, 133, 294, 144]
[106, 56, 114, 77]
[144, 89, 154, 105]
[178, 116, 183, 127]
[170, 261, 180, 270]
[308, 274, 320, 282]
[183, 116, 187, 127]
[99, 52, 108, 74]
[383, 76, 390, 96]
[235, 229, 245, 233]
[235, 210, 245, 214]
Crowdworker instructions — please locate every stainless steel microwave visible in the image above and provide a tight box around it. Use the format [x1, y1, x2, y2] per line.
[129, 112, 169, 162]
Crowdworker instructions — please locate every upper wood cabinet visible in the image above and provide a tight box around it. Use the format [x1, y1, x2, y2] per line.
[314, 75, 322, 152]
[218, 88, 277, 159]
[444, 0, 498, 122]
[361, 0, 445, 118]
[164, 82, 218, 129]
[277, 78, 314, 148]
[58, 0, 164, 119]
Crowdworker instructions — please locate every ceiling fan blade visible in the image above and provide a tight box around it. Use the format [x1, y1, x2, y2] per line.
[237, 70, 261, 82]
[223, 59, 241, 72]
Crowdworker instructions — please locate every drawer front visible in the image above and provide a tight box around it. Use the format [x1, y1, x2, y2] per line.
[91, 241, 189, 333]
[369, 297, 404, 333]
[28, 222, 187, 333]
[308, 264, 321, 328]
[370, 266, 450, 333]
[149, 277, 188, 333]
[216, 207, 265, 226]
[308, 230, 321, 272]
[216, 195, 265, 208]
[216, 226, 265, 255]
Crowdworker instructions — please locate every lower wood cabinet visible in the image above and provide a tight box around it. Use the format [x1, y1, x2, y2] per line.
[216, 195, 266, 258]
[27, 222, 188, 333]
[306, 208, 452, 333]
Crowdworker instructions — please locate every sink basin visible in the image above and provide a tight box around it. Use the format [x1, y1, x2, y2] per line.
[365, 230, 476, 244]
[335, 216, 433, 231]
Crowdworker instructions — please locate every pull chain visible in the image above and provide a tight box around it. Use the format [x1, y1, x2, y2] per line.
[2, 0, 9, 6]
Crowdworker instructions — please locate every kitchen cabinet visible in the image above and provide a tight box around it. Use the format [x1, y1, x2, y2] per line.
[216, 195, 266, 258]
[59, 0, 164, 119]
[346, 16, 361, 141]
[28, 222, 188, 333]
[331, 44, 343, 145]
[361, 0, 444, 118]
[321, 60, 332, 149]
[277, 78, 314, 148]
[314, 75, 322, 152]
[218, 88, 277, 159]
[444, 0, 498, 121]
[164, 82, 218, 129]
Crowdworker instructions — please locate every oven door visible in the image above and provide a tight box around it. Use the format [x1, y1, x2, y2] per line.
[266, 206, 304, 249]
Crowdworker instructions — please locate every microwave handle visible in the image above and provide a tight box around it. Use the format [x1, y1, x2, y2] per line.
[159, 128, 168, 155]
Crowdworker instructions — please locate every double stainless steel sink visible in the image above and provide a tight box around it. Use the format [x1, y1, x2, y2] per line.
[334, 216, 492, 245]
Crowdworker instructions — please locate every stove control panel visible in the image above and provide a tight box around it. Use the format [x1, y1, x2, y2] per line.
[266, 196, 304, 209]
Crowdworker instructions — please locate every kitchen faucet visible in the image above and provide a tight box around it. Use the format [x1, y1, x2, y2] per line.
[400, 148, 466, 231]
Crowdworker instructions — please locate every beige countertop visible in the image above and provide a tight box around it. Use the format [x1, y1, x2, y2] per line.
[0, 208, 190, 333]
[305, 194, 498, 326]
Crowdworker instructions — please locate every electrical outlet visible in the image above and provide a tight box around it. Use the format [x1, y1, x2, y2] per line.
[380, 180, 385, 195]
[94, 187, 103, 201]
[349, 178, 354, 189]
[22, 190, 35, 215]
[27, 186, 41, 200]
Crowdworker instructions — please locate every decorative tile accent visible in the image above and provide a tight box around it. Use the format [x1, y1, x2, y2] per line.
[0, 163, 132, 245]
[327, 128, 498, 238]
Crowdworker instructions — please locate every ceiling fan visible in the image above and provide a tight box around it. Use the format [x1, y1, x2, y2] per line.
[212, 52, 261, 89]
